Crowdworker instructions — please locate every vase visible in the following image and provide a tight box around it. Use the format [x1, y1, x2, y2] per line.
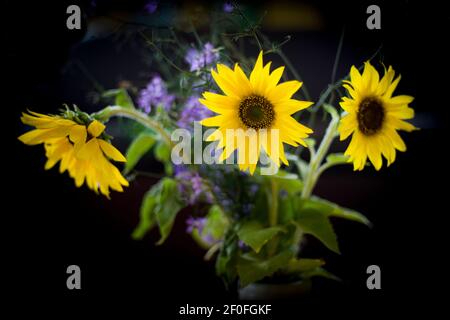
[238, 279, 312, 300]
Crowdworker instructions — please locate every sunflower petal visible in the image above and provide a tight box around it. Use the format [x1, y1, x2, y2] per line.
[88, 120, 106, 137]
[98, 139, 127, 162]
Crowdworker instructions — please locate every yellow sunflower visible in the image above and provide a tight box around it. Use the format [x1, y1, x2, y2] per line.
[199, 51, 313, 174]
[18, 111, 129, 198]
[339, 62, 417, 170]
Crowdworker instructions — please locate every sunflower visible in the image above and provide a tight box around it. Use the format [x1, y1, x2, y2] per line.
[339, 62, 417, 170]
[18, 111, 129, 198]
[199, 51, 313, 174]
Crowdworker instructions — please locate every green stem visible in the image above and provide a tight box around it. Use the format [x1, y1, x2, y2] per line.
[267, 178, 279, 257]
[301, 114, 339, 199]
[268, 179, 279, 227]
[93, 106, 173, 148]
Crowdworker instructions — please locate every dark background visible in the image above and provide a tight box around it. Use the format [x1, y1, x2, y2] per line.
[4, 0, 448, 315]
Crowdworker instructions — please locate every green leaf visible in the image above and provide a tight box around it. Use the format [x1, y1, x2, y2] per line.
[216, 228, 239, 287]
[237, 249, 295, 287]
[285, 258, 325, 273]
[296, 209, 340, 254]
[124, 132, 156, 174]
[154, 141, 171, 163]
[103, 88, 135, 109]
[283, 258, 340, 282]
[131, 178, 184, 243]
[131, 182, 160, 240]
[154, 178, 184, 245]
[237, 221, 285, 253]
[205, 205, 229, 240]
[190, 205, 229, 249]
[302, 267, 341, 282]
[325, 153, 350, 166]
[278, 195, 295, 224]
[269, 170, 303, 195]
[306, 196, 371, 226]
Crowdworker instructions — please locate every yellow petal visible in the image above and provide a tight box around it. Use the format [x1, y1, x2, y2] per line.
[233, 64, 252, 95]
[200, 115, 228, 127]
[376, 66, 395, 96]
[268, 80, 302, 103]
[69, 125, 87, 145]
[211, 69, 241, 98]
[276, 99, 312, 114]
[249, 51, 264, 85]
[87, 120, 105, 137]
[98, 139, 127, 162]
[384, 129, 407, 152]
[366, 139, 382, 170]
[383, 74, 401, 99]
[198, 98, 234, 114]
[388, 95, 414, 105]
[76, 138, 101, 161]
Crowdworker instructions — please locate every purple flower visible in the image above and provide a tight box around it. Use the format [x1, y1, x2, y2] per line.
[175, 166, 213, 205]
[185, 43, 220, 72]
[177, 96, 213, 130]
[138, 75, 175, 113]
[186, 216, 217, 245]
[186, 216, 207, 234]
[223, 1, 234, 13]
[144, 1, 158, 14]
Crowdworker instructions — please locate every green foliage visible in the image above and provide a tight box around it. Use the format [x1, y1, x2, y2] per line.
[155, 178, 184, 244]
[131, 186, 158, 240]
[205, 205, 229, 240]
[305, 196, 371, 226]
[237, 249, 296, 287]
[190, 205, 229, 249]
[216, 228, 239, 287]
[268, 170, 303, 196]
[326, 153, 349, 165]
[237, 221, 285, 253]
[124, 132, 156, 174]
[289, 196, 370, 253]
[131, 178, 184, 244]
[284, 258, 340, 281]
[154, 141, 173, 175]
[102, 88, 135, 109]
[325, 153, 350, 167]
[295, 209, 340, 254]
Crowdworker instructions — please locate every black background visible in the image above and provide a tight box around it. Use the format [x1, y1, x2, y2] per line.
[4, 0, 448, 315]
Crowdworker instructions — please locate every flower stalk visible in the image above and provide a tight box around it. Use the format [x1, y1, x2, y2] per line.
[93, 105, 173, 147]
[301, 107, 339, 199]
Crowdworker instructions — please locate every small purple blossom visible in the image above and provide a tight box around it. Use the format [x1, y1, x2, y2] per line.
[138, 75, 175, 113]
[175, 166, 213, 205]
[186, 216, 207, 234]
[186, 216, 217, 245]
[177, 96, 213, 130]
[238, 240, 249, 251]
[223, 1, 234, 13]
[144, 1, 158, 14]
[185, 43, 220, 72]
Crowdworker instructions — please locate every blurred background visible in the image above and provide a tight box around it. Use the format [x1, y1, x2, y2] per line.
[4, 0, 448, 312]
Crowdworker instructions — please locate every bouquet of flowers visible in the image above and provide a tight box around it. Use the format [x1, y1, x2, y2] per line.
[17, 2, 416, 296]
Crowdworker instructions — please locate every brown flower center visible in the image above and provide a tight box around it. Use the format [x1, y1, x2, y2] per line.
[238, 95, 275, 129]
[357, 97, 385, 135]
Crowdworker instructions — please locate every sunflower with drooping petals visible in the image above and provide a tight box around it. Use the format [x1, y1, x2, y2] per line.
[199, 51, 313, 174]
[18, 111, 129, 198]
[339, 62, 417, 171]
